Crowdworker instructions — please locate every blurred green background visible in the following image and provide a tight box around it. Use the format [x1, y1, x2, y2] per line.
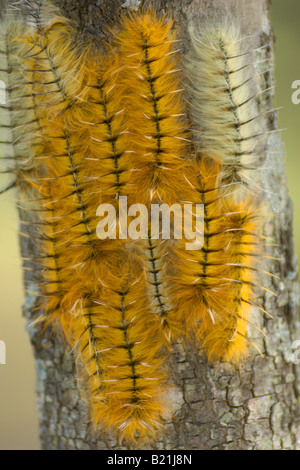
[0, 0, 299, 450]
[272, 0, 300, 263]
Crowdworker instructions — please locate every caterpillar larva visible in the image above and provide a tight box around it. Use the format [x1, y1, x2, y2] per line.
[118, 12, 189, 206]
[18, 9, 126, 302]
[197, 198, 273, 362]
[116, 12, 190, 341]
[14, 10, 98, 330]
[71, 253, 169, 445]
[30, 180, 72, 335]
[78, 52, 133, 212]
[168, 156, 272, 362]
[185, 18, 267, 200]
[0, 17, 44, 197]
[0, 3, 94, 331]
[0, 13, 61, 321]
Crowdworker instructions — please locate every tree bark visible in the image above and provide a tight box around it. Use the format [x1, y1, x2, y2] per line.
[7, 0, 300, 450]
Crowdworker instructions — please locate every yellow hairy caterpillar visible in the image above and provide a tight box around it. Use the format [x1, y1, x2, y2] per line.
[0, 14, 66, 324]
[17, 10, 127, 315]
[70, 253, 169, 445]
[185, 18, 268, 200]
[80, 53, 133, 207]
[115, 12, 190, 341]
[197, 201, 272, 362]
[13, 14, 96, 329]
[30, 180, 72, 335]
[0, 4, 96, 330]
[168, 157, 272, 362]
[117, 12, 189, 206]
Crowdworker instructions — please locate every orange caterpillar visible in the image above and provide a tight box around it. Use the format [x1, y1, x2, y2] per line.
[116, 12, 190, 341]
[28, 181, 71, 334]
[0, 12, 63, 320]
[198, 200, 271, 362]
[17, 11, 131, 326]
[14, 12, 95, 330]
[70, 253, 169, 445]
[0, 4, 95, 329]
[117, 12, 189, 206]
[168, 156, 270, 362]
[80, 54, 133, 208]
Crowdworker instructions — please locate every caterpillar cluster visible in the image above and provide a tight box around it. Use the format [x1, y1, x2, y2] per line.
[0, 3, 275, 447]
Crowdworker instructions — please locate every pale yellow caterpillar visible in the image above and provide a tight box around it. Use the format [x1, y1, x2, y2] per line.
[0, 16, 44, 197]
[185, 17, 268, 200]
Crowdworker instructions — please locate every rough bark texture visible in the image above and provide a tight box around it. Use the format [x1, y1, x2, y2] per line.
[8, 0, 300, 450]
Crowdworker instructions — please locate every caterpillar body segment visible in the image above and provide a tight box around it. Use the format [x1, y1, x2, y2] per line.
[79, 54, 133, 207]
[185, 18, 266, 200]
[197, 200, 266, 362]
[71, 254, 169, 445]
[117, 12, 190, 206]
[138, 231, 181, 344]
[168, 157, 265, 362]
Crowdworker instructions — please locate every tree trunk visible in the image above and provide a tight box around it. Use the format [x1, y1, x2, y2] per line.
[6, 0, 300, 450]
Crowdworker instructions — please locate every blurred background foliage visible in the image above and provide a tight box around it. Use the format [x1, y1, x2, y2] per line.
[272, 0, 300, 266]
[0, 0, 299, 450]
